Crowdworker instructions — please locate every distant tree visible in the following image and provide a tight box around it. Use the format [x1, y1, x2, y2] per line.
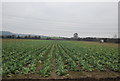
[24, 35, 28, 39]
[7, 35, 12, 39]
[2, 36, 5, 38]
[17, 35, 20, 39]
[34, 36, 38, 39]
[28, 35, 31, 39]
[73, 33, 78, 39]
[46, 37, 51, 40]
[103, 38, 108, 42]
[38, 36, 41, 39]
[77, 38, 81, 41]
[11, 35, 16, 39]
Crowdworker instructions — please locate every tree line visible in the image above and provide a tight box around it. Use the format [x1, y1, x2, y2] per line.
[0, 35, 119, 43]
[1, 35, 41, 39]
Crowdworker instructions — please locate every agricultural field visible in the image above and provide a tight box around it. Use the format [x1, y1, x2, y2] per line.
[2, 39, 120, 79]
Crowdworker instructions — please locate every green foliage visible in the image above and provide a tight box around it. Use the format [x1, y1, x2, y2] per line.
[39, 45, 54, 77]
[2, 39, 120, 77]
[55, 47, 66, 76]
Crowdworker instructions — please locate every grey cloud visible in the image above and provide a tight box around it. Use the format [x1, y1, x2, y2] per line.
[2, 2, 118, 38]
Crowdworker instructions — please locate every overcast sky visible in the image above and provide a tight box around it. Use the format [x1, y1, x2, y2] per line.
[2, 2, 118, 38]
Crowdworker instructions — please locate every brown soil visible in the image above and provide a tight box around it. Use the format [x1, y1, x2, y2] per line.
[2, 71, 120, 79]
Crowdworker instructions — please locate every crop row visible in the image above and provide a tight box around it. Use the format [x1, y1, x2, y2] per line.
[2, 40, 120, 77]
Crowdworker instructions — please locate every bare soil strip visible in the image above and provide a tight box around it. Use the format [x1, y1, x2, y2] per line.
[49, 45, 58, 79]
